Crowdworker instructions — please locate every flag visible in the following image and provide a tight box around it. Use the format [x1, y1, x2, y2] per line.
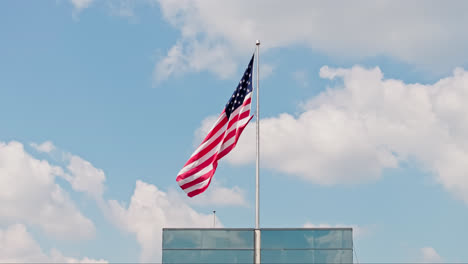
[177, 55, 255, 197]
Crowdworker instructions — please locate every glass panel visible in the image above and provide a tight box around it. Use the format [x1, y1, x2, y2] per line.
[261, 249, 353, 264]
[261, 230, 352, 249]
[163, 230, 254, 249]
[163, 230, 202, 249]
[163, 249, 254, 263]
[201, 230, 253, 249]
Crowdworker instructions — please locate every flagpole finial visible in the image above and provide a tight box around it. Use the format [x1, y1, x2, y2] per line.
[256, 40, 260, 45]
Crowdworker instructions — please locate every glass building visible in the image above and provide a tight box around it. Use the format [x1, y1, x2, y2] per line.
[162, 228, 353, 263]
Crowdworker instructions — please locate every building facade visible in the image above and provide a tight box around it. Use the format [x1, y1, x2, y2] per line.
[162, 228, 353, 263]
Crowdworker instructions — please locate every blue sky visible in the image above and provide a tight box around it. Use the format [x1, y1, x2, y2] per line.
[2, 0, 468, 263]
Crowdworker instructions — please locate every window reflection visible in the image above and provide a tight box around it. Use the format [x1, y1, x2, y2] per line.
[261, 249, 353, 264]
[261, 229, 352, 249]
[163, 249, 254, 264]
[162, 228, 353, 264]
[163, 229, 253, 249]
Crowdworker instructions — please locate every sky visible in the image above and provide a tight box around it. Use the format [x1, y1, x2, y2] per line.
[1, 0, 468, 263]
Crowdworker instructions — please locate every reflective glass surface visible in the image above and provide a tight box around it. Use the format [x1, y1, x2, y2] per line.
[261, 249, 353, 264]
[261, 229, 352, 249]
[163, 249, 253, 264]
[163, 229, 253, 249]
[162, 228, 352, 264]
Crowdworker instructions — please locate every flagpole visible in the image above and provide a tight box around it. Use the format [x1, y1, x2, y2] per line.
[254, 39, 261, 264]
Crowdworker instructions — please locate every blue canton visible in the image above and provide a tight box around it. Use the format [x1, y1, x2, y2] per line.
[225, 54, 254, 119]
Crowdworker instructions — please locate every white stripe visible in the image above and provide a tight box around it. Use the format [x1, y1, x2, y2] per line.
[243, 92, 252, 102]
[220, 135, 236, 153]
[179, 126, 229, 175]
[189, 113, 227, 159]
[223, 114, 251, 141]
[178, 139, 223, 176]
[183, 177, 211, 194]
[219, 115, 251, 153]
[189, 92, 251, 159]
[178, 93, 253, 176]
[177, 164, 213, 186]
[188, 122, 227, 160]
[179, 108, 250, 176]
[178, 114, 249, 176]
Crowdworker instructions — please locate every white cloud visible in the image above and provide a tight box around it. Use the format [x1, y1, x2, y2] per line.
[62, 154, 106, 200]
[196, 65, 468, 205]
[2, 140, 224, 261]
[0, 141, 95, 240]
[420, 247, 443, 263]
[200, 108, 398, 185]
[303, 222, 371, 239]
[70, 0, 94, 11]
[0, 224, 47, 262]
[108, 180, 220, 262]
[193, 115, 219, 147]
[0, 224, 107, 263]
[182, 183, 248, 208]
[30, 141, 56, 153]
[155, 0, 468, 79]
[154, 40, 237, 83]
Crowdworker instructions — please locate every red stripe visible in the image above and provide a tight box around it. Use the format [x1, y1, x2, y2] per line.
[235, 115, 253, 142]
[225, 106, 249, 131]
[177, 153, 217, 181]
[218, 143, 235, 161]
[243, 97, 252, 106]
[182, 128, 225, 167]
[218, 115, 253, 160]
[187, 175, 214, 197]
[227, 112, 242, 128]
[238, 110, 250, 120]
[199, 114, 228, 145]
[180, 167, 216, 189]
[181, 108, 250, 172]
[222, 114, 251, 145]
[226, 101, 250, 127]
[221, 128, 237, 146]
[177, 92, 253, 197]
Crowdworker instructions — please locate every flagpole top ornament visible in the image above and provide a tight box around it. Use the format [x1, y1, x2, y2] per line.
[256, 40, 260, 45]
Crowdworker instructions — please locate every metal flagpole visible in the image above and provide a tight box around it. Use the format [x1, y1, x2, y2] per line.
[254, 39, 261, 264]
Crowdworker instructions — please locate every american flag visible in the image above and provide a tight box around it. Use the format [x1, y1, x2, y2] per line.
[177, 55, 254, 197]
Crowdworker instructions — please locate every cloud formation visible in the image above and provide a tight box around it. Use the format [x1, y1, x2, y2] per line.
[63, 154, 106, 200]
[197, 66, 468, 205]
[420, 247, 443, 263]
[2, 139, 238, 262]
[303, 222, 371, 239]
[0, 224, 107, 263]
[0, 141, 95, 240]
[155, 0, 468, 80]
[70, 0, 94, 11]
[183, 183, 248, 208]
[108, 180, 219, 262]
[30, 141, 55, 153]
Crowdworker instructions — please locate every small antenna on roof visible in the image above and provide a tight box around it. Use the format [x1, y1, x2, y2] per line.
[213, 210, 216, 228]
